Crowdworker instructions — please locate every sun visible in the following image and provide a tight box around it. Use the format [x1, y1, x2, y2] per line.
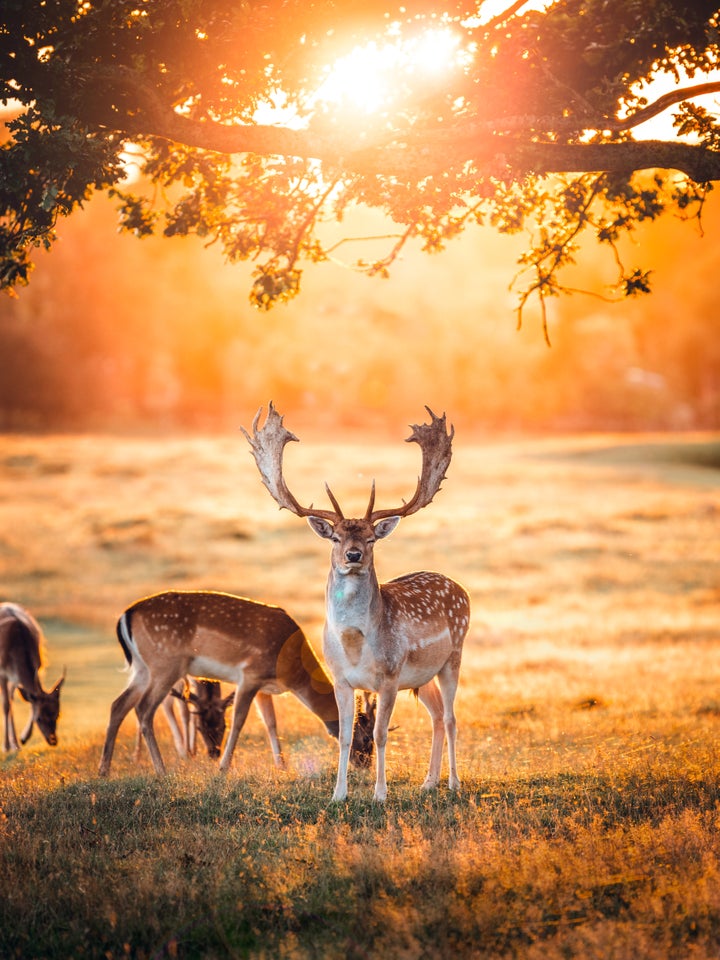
[250, 25, 471, 128]
[315, 27, 467, 115]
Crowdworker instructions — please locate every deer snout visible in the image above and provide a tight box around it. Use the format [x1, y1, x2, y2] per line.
[345, 549, 362, 564]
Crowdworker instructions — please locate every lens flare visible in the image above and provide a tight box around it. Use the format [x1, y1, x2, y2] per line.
[316, 27, 464, 114]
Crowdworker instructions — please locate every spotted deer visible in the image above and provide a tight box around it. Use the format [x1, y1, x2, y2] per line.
[243, 404, 470, 802]
[177, 679, 235, 759]
[99, 589, 374, 777]
[136, 678, 235, 760]
[0, 602, 65, 752]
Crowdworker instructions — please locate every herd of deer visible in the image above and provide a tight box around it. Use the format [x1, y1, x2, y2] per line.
[1, 406, 470, 801]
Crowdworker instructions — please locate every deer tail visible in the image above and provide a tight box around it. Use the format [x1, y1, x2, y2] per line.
[116, 611, 134, 666]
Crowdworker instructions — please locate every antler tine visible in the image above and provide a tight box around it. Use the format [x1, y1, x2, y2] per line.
[241, 402, 339, 521]
[370, 406, 454, 522]
[324, 483, 345, 519]
[364, 479, 376, 520]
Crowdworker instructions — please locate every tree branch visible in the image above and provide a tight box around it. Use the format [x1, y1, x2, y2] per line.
[112, 104, 720, 184]
[76, 57, 720, 184]
[613, 80, 720, 133]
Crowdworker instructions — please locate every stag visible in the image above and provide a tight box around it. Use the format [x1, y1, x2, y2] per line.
[243, 404, 470, 802]
[99, 589, 374, 777]
[0, 602, 65, 752]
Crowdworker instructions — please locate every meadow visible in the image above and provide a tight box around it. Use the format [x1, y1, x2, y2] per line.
[0, 429, 719, 959]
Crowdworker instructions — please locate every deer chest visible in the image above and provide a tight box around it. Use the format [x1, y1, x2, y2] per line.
[324, 622, 405, 688]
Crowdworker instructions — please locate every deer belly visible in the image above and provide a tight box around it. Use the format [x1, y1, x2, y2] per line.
[398, 661, 443, 689]
[188, 654, 247, 686]
[397, 630, 455, 688]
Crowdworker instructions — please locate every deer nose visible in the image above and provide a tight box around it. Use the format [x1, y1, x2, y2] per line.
[346, 550, 362, 563]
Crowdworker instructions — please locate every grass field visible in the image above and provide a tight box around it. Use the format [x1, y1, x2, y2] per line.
[1, 430, 719, 959]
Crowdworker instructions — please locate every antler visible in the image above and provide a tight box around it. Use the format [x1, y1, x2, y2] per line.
[368, 406, 454, 522]
[241, 403, 340, 521]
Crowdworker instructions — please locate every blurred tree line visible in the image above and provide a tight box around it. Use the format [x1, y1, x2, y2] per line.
[0, 191, 718, 434]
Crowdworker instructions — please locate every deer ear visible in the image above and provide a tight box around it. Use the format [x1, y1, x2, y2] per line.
[307, 516, 335, 539]
[374, 516, 400, 540]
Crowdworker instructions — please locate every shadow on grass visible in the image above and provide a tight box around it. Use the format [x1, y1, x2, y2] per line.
[5, 764, 719, 843]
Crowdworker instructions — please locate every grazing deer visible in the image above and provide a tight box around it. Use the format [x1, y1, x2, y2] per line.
[350, 692, 377, 770]
[243, 403, 470, 802]
[0, 602, 65, 752]
[136, 678, 235, 760]
[98, 590, 374, 777]
[177, 679, 235, 759]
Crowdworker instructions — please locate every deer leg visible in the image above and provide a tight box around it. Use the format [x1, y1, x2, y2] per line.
[185, 700, 197, 756]
[18, 709, 35, 746]
[372, 683, 399, 803]
[0, 678, 19, 752]
[436, 661, 461, 790]
[254, 692, 285, 769]
[135, 703, 185, 761]
[417, 680, 445, 790]
[161, 696, 188, 758]
[136, 683, 174, 777]
[218, 687, 258, 773]
[332, 681, 356, 802]
[98, 682, 145, 776]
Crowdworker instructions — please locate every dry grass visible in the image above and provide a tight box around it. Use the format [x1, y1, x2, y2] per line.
[1, 431, 719, 958]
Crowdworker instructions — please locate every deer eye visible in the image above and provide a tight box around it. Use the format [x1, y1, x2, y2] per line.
[366, 537, 376, 545]
[330, 534, 341, 543]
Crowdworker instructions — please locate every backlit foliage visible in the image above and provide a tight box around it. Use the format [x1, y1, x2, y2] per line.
[2, 1, 720, 332]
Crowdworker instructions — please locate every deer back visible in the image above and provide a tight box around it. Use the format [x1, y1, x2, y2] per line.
[125, 591, 338, 725]
[0, 602, 44, 694]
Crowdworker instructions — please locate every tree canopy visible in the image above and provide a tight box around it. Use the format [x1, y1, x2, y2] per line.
[2, 0, 720, 335]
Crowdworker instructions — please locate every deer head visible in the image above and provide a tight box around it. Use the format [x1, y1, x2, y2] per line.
[18, 671, 65, 746]
[173, 680, 235, 759]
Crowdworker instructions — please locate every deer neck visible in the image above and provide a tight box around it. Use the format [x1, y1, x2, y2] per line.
[326, 564, 383, 637]
[275, 627, 339, 733]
